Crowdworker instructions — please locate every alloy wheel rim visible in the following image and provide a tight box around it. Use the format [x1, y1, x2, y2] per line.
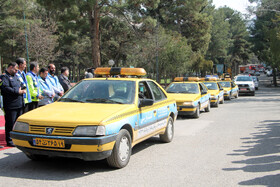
[119, 136, 130, 161]
[167, 120, 173, 139]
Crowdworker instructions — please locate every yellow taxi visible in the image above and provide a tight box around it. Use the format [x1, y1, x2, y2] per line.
[218, 78, 239, 100]
[11, 67, 178, 168]
[165, 77, 211, 118]
[201, 77, 224, 107]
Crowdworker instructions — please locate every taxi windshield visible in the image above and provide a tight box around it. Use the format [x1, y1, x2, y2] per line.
[60, 80, 135, 104]
[203, 82, 218, 90]
[166, 83, 199, 94]
[219, 81, 231, 87]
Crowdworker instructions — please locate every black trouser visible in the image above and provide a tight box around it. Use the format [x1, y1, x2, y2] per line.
[4, 108, 23, 144]
[23, 102, 39, 113]
[28, 101, 38, 111]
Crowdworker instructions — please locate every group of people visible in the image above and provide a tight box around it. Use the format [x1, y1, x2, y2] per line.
[0, 58, 72, 147]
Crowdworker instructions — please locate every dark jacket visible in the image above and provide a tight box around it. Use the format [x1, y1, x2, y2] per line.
[1, 71, 24, 110]
[58, 74, 72, 92]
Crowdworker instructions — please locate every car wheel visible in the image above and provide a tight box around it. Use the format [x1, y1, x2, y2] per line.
[228, 93, 232, 100]
[160, 117, 174, 143]
[251, 91, 255, 96]
[220, 96, 224, 104]
[213, 97, 219, 107]
[205, 100, 211, 112]
[107, 129, 132, 169]
[193, 105, 200, 118]
[25, 153, 48, 161]
[235, 92, 239, 98]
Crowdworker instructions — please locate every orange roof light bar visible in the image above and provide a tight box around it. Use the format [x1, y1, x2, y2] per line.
[174, 77, 199, 82]
[205, 77, 218, 81]
[94, 67, 146, 76]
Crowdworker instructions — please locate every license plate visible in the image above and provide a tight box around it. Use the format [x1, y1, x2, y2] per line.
[240, 88, 247, 91]
[33, 138, 65, 148]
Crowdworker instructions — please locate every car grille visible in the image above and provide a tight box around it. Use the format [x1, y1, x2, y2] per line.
[29, 125, 75, 136]
[238, 84, 249, 88]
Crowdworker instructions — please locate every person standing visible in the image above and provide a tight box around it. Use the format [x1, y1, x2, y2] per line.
[58, 67, 72, 92]
[26, 62, 43, 111]
[1, 62, 26, 146]
[15, 58, 32, 113]
[38, 68, 55, 106]
[47, 64, 64, 100]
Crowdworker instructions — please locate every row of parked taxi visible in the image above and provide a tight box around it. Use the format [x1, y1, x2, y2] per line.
[165, 76, 239, 118]
[10, 67, 240, 169]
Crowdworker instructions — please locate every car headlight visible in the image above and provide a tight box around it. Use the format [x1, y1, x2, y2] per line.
[249, 84, 254, 88]
[13, 121, 29, 132]
[183, 101, 194, 106]
[73, 126, 105, 136]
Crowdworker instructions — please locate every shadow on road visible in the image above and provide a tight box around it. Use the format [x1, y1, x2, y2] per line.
[223, 120, 280, 186]
[0, 136, 162, 181]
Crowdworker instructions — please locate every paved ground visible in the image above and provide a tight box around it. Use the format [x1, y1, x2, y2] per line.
[0, 74, 279, 187]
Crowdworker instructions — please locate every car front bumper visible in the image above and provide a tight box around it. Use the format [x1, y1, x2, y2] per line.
[177, 106, 196, 115]
[10, 131, 116, 161]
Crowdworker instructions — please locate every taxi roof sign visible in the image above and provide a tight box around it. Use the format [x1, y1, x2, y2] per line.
[204, 77, 218, 81]
[174, 77, 199, 82]
[94, 67, 146, 76]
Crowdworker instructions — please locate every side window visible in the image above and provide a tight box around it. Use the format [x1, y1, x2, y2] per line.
[217, 83, 223, 90]
[199, 83, 207, 93]
[147, 81, 167, 102]
[139, 81, 153, 99]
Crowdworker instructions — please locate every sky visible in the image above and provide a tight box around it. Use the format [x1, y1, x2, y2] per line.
[212, 0, 256, 14]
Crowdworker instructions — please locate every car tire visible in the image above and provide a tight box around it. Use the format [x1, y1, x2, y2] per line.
[205, 100, 211, 112]
[220, 96, 224, 104]
[213, 97, 219, 107]
[235, 92, 239, 98]
[160, 117, 174, 143]
[193, 105, 200, 118]
[251, 91, 255, 96]
[106, 129, 132, 169]
[25, 153, 48, 161]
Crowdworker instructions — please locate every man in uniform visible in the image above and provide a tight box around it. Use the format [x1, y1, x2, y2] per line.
[26, 62, 43, 111]
[16, 58, 32, 113]
[1, 62, 26, 146]
[47, 64, 63, 100]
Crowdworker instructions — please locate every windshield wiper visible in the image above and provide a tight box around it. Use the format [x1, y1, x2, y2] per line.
[85, 98, 124, 104]
[59, 98, 84, 103]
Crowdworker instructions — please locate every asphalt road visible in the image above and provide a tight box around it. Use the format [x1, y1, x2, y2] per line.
[0, 75, 279, 187]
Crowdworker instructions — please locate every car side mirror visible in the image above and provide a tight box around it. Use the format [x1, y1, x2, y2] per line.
[139, 99, 154, 108]
[220, 88, 224, 91]
[201, 91, 207, 95]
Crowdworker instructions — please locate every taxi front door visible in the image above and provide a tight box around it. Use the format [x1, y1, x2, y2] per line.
[136, 81, 169, 140]
[199, 83, 209, 108]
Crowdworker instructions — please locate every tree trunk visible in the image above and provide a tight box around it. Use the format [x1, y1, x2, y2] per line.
[88, 2, 101, 68]
[273, 67, 277, 87]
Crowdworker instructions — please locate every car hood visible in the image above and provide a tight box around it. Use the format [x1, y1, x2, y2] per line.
[167, 93, 200, 102]
[208, 90, 220, 96]
[223, 87, 231, 92]
[18, 102, 135, 126]
[235, 81, 254, 85]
